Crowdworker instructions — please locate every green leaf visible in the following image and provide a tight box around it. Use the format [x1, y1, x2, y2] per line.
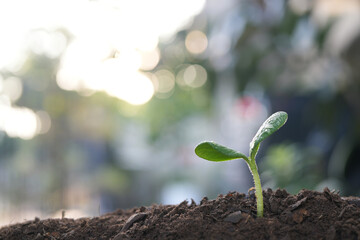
[249, 111, 288, 160]
[195, 141, 248, 162]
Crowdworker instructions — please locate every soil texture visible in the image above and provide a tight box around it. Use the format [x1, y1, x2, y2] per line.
[1, 188, 360, 239]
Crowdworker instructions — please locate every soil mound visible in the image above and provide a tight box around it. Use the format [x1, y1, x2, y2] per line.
[1, 188, 359, 239]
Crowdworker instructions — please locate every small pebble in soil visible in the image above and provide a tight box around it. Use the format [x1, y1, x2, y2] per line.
[224, 211, 243, 223]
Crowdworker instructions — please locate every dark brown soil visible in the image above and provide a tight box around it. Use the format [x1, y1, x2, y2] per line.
[1, 188, 360, 239]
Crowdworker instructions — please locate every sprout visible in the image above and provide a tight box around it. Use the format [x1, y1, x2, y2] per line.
[195, 111, 288, 217]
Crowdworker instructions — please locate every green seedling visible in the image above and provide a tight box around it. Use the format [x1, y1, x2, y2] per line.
[195, 111, 288, 218]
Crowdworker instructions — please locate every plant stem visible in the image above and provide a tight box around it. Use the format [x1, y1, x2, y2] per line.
[249, 161, 263, 218]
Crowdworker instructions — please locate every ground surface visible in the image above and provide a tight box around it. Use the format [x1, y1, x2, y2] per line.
[1, 188, 360, 239]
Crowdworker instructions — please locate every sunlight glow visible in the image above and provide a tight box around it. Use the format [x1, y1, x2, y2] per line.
[106, 72, 155, 106]
[153, 69, 176, 94]
[1, 77, 23, 102]
[54, 0, 205, 105]
[27, 30, 67, 58]
[0, 105, 39, 140]
[0, 0, 206, 105]
[183, 64, 207, 88]
[140, 48, 161, 71]
[176, 64, 208, 89]
[0, 100, 50, 139]
[100, 58, 154, 105]
[185, 30, 208, 55]
[36, 110, 52, 134]
[0, 74, 3, 92]
[0, 74, 49, 139]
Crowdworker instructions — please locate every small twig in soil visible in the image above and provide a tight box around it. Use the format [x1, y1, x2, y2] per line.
[338, 205, 353, 218]
[121, 213, 148, 232]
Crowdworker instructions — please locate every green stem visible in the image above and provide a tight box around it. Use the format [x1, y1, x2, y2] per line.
[249, 160, 263, 218]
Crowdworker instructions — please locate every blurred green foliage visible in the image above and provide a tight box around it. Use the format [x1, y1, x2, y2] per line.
[261, 143, 324, 194]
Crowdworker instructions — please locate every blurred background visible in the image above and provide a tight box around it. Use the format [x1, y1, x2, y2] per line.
[1, 0, 360, 226]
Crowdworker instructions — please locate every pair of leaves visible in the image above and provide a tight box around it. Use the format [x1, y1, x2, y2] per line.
[195, 111, 288, 162]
